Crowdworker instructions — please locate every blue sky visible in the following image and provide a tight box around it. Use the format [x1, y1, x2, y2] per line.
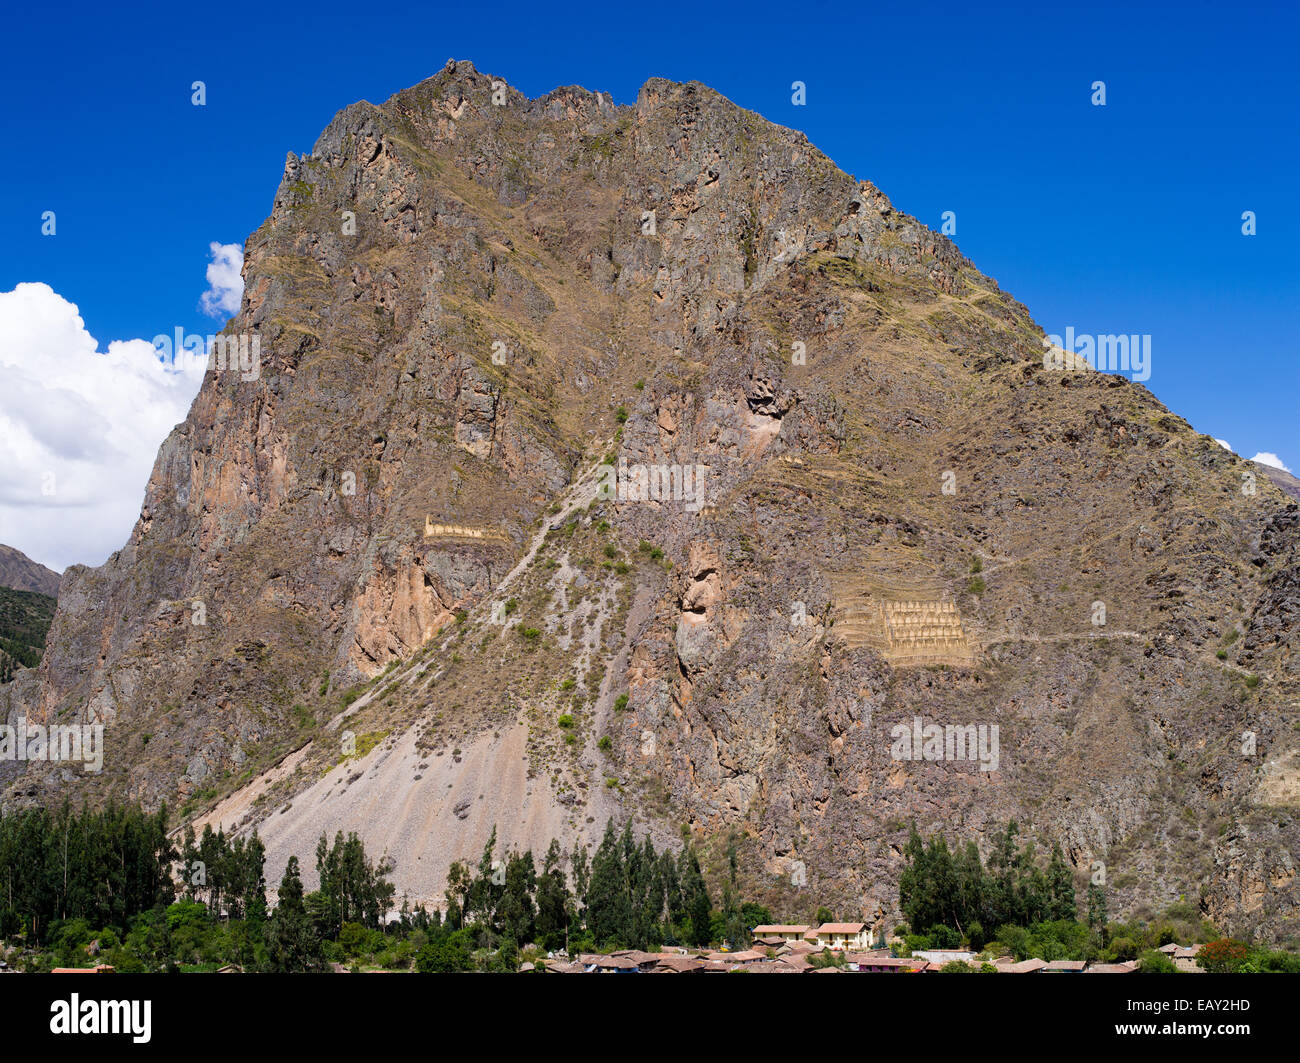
[0, 0, 1295, 569]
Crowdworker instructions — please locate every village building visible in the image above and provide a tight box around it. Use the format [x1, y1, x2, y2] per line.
[577, 953, 640, 972]
[1159, 943, 1204, 972]
[650, 955, 706, 974]
[809, 922, 871, 950]
[747, 958, 803, 973]
[995, 958, 1048, 973]
[912, 949, 976, 965]
[845, 954, 928, 972]
[707, 949, 765, 964]
[750, 924, 811, 944]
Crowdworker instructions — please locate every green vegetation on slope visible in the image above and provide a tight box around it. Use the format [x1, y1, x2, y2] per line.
[0, 585, 56, 682]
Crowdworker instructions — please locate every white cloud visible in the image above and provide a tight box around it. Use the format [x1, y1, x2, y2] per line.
[1214, 438, 1233, 452]
[1250, 452, 1293, 474]
[199, 241, 245, 318]
[0, 282, 206, 572]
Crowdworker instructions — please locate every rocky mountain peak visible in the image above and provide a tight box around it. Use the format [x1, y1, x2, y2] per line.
[2, 65, 1297, 939]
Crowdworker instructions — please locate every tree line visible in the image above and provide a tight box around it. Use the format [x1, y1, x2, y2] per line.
[0, 802, 174, 942]
[898, 820, 1087, 949]
[439, 819, 768, 956]
[0, 803, 778, 971]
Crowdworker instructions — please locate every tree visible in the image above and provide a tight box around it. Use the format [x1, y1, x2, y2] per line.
[570, 845, 590, 920]
[497, 851, 537, 945]
[808, 947, 846, 969]
[1087, 882, 1108, 932]
[1046, 844, 1076, 921]
[443, 861, 470, 931]
[314, 831, 395, 934]
[929, 923, 961, 949]
[1138, 949, 1176, 973]
[586, 820, 631, 947]
[266, 857, 324, 972]
[415, 929, 472, 972]
[660, 850, 684, 930]
[721, 882, 747, 948]
[987, 821, 1021, 928]
[681, 848, 712, 947]
[535, 840, 572, 951]
[955, 842, 986, 932]
[466, 827, 501, 927]
[1197, 939, 1250, 974]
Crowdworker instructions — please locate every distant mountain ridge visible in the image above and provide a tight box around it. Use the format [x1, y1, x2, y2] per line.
[1256, 460, 1300, 501]
[0, 545, 61, 597]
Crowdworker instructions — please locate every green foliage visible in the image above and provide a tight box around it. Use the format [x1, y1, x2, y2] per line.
[808, 948, 846, 969]
[267, 856, 325, 972]
[2, 806, 438, 972]
[1106, 935, 1140, 961]
[416, 930, 473, 972]
[1255, 949, 1300, 973]
[966, 575, 986, 595]
[0, 801, 175, 943]
[613, 693, 629, 712]
[899, 823, 1076, 942]
[312, 830, 396, 937]
[1138, 948, 1177, 973]
[992, 920, 1093, 962]
[0, 585, 56, 681]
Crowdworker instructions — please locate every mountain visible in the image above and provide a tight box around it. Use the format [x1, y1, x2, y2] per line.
[0, 544, 61, 597]
[3, 60, 1297, 938]
[1256, 460, 1300, 501]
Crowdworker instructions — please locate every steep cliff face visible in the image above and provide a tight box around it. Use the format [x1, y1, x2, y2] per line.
[3, 60, 1297, 935]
